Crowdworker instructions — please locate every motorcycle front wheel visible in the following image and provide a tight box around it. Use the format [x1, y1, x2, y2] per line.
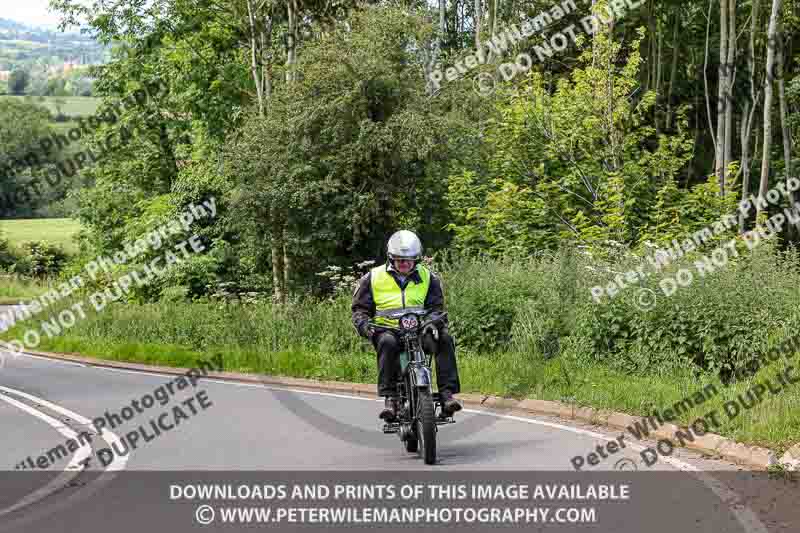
[415, 389, 437, 465]
[403, 396, 418, 452]
[404, 434, 418, 452]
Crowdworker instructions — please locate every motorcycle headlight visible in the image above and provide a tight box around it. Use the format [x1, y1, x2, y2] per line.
[400, 314, 419, 330]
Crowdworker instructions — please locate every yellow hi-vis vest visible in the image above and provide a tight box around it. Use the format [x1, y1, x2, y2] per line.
[370, 264, 431, 327]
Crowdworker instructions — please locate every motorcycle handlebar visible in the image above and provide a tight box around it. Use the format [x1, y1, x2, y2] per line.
[368, 312, 448, 334]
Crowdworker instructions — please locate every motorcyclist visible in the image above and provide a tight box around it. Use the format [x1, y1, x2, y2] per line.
[351, 230, 462, 421]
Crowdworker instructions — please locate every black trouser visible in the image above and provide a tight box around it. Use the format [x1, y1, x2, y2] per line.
[373, 327, 461, 397]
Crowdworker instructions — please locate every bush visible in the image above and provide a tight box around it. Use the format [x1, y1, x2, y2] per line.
[52, 112, 76, 122]
[436, 243, 800, 384]
[572, 240, 800, 380]
[18, 241, 68, 278]
[439, 252, 573, 354]
[0, 234, 15, 270]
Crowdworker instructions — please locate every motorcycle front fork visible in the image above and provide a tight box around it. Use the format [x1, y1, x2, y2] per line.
[398, 380, 412, 419]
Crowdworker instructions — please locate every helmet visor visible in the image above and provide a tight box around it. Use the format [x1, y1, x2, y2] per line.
[389, 254, 419, 263]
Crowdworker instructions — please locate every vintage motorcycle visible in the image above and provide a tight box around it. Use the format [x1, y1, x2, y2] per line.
[369, 307, 456, 465]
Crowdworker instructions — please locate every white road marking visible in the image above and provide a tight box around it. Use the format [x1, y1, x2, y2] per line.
[0, 385, 128, 472]
[0, 385, 129, 518]
[17, 353, 87, 368]
[0, 392, 92, 472]
[0, 393, 92, 517]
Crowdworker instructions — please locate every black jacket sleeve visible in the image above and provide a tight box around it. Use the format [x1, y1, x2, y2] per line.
[424, 273, 449, 326]
[351, 273, 375, 335]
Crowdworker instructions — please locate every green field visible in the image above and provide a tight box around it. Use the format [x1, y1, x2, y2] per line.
[0, 95, 101, 116]
[0, 275, 51, 303]
[1, 39, 49, 49]
[52, 120, 79, 134]
[0, 218, 81, 254]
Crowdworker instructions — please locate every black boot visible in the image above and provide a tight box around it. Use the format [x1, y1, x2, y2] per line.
[379, 396, 398, 421]
[440, 390, 462, 416]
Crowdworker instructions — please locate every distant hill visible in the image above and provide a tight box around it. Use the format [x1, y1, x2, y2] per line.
[0, 17, 85, 33]
[0, 17, 32, 30]
[0, 18, 28, 31]
[0, 18, 108, 71]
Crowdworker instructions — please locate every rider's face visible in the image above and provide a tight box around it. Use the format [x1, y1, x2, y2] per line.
[394, 258, 415, 274]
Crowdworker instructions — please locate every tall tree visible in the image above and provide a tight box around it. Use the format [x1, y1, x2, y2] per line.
[474, 0, 482, 49]
[665, 10, 680, 130]
[0, 100, 57, 217]
[245, 0, 276, 117]
[722, 0, 736, 191]
[714, 0, 730, 194]
[227, 6, 460, 290]
[757, 0, 783, 220]
[776, 19, 796, 233]
[740, 0, 761, 230]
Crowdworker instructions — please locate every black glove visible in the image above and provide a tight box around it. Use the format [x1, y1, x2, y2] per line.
[358, 321, 375, 339]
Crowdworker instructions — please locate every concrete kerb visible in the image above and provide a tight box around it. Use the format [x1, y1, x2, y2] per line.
[7, 347, 787, 470]
[778, 444, 800, 471]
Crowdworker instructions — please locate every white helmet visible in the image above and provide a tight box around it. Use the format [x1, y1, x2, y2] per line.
[387, 230, 422, 262]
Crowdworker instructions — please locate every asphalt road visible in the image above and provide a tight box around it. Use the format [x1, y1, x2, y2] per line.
[0, 305, 797, 533]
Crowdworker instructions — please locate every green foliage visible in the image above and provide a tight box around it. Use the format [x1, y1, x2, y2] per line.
[446, 25, 694, 258]
[15, 240, 68, 278]
[0, 230, 14, 269]
[438, 253, 568, 353]
[12, 244, 800, 384]
[159, 285, 191, 303]
[0, 98, 58, 216]
[225, 5, 465, 290]
[316, 260, 376, 299]
[637, 170, 741, 252]
[576, 240, 800, 380]
[446, 172, 560, 257]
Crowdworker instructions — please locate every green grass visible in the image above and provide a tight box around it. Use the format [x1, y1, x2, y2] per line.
[0, 218, 81, 254]
[0, 95, 101, 116]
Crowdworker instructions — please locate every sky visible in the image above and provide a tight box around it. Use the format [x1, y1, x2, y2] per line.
[2, 0, 66, 29]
